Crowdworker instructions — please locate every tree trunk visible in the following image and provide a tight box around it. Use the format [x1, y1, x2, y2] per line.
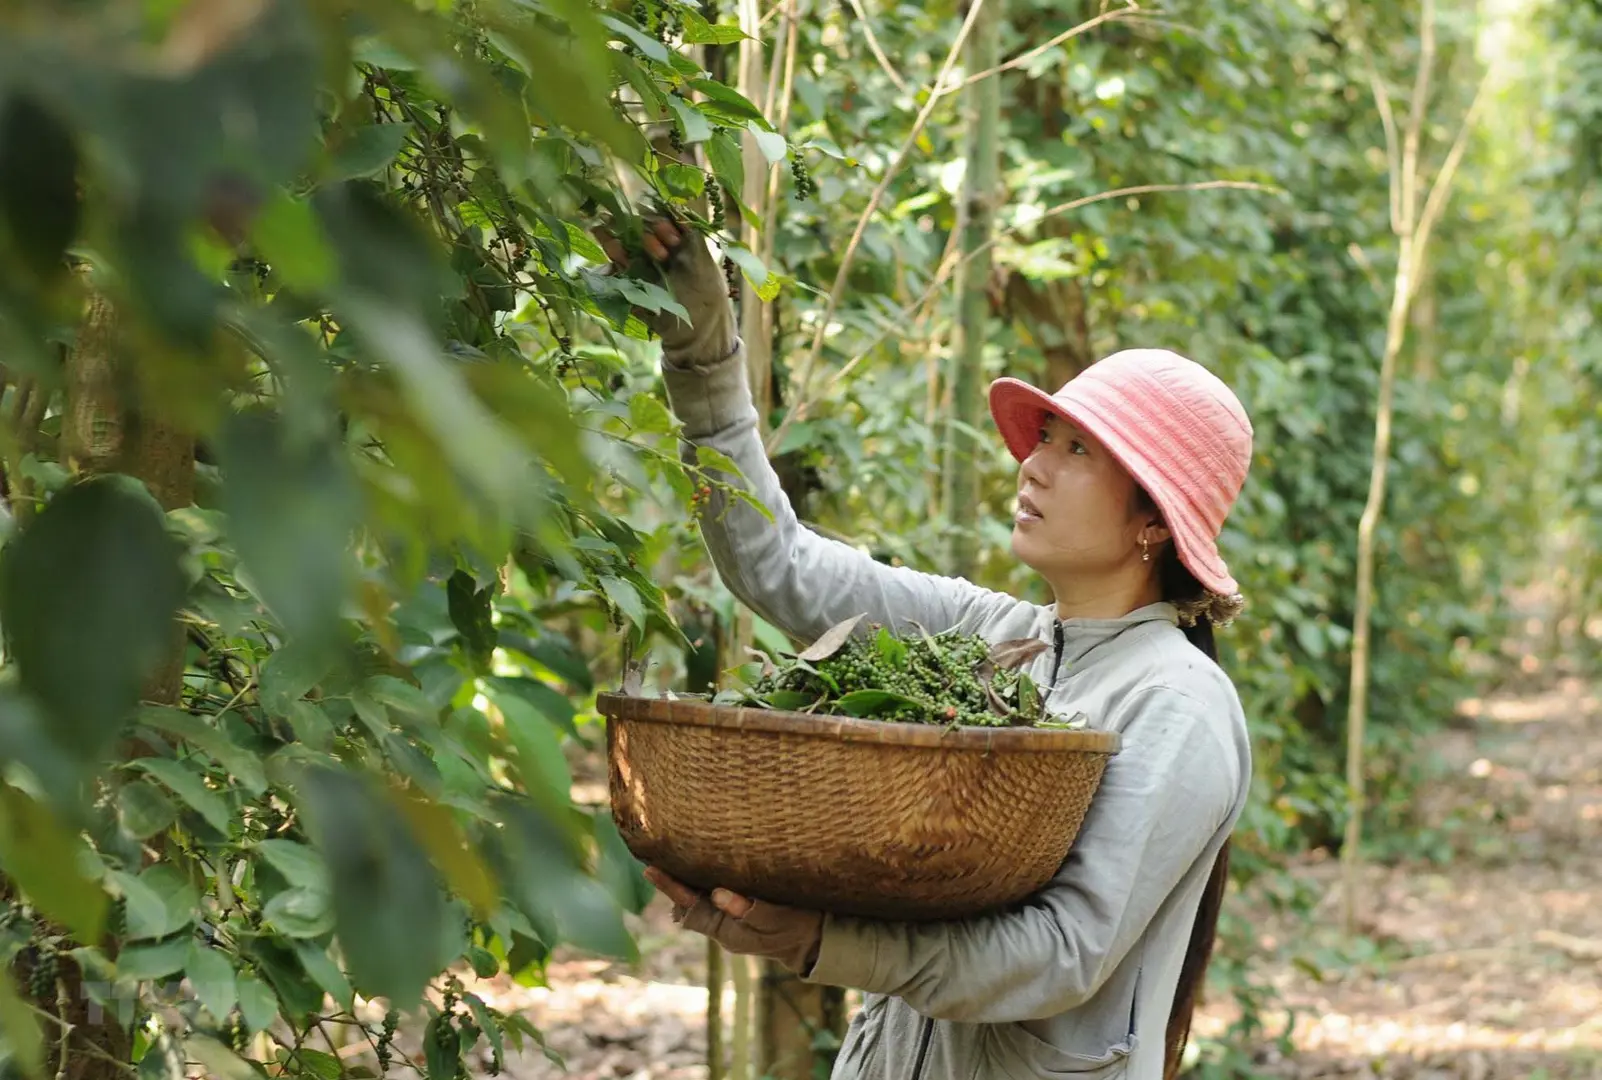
[941, 0, 1005, 578]
[30, 283, 197, 1080]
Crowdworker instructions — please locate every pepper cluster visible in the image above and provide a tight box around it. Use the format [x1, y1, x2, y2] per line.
[737, 618, 1078, 729]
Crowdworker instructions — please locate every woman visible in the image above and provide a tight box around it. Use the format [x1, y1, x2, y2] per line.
[599, 218, 1254, 1080]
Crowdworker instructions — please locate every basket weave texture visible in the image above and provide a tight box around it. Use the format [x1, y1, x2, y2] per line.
[598, 692, 1120, 921]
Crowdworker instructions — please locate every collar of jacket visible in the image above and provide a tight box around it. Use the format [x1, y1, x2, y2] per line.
[1053, 600, 1179, 670]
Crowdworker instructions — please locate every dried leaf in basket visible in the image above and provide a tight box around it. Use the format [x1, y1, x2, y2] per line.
[797, 614, 867, 662]
[989, 638, 1050, 671]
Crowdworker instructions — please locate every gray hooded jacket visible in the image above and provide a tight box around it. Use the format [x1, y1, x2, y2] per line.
[660, 340, 1252, 1080]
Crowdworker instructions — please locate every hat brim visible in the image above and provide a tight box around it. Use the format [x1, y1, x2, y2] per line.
[987, 377, 1240, 597]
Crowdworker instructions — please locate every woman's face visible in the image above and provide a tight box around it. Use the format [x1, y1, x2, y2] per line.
[1010, 415, 1163, 585]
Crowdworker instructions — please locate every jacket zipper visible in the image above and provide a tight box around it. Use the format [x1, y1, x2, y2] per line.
[908, 1017, 933, 1080]
[1050, 620, 1066, 687]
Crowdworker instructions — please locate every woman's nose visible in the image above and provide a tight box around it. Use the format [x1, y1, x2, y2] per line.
[1018, 448, 1051, 490]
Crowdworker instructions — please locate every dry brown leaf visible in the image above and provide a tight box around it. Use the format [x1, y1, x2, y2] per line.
[989, 637, 1050, 670]
[798, 613, 867, 662]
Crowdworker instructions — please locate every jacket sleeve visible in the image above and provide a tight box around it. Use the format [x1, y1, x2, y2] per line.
[660, 339, 1015, 645]
[802, 685, 1246, 1023]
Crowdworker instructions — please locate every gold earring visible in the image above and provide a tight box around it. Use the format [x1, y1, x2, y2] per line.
[1140, 536, 1151, 562]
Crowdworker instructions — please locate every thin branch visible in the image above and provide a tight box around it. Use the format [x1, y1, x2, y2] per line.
[959, 3, 1142, 88]
[765, 0, 991, 454]
[54, 978, 69, 1080]
[843, 0, 910, 94]
[25, 1002, 136, 1077]
[1361, 45, 1404, 234]
[1399, 0, 1436, 235]
[1411, 68, 1493, 274]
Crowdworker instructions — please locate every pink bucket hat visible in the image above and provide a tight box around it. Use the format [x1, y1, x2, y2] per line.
[988, 348, 1253, 598]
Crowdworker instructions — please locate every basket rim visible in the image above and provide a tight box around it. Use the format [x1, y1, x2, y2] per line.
[596, 692, 1121, 754]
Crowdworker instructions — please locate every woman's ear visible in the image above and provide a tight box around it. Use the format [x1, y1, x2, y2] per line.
[1142, 521, 1173, 548]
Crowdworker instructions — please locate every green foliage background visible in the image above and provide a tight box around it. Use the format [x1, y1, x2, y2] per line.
[0, 0, 1594, 1077]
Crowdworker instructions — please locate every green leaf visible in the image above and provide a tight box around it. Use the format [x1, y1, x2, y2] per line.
[666, 95, 714, 145]
[117, 777, 179, 840]
[600, 15, 670, 62]
[106, 870, 167, 943]
[186, 943, 237, 1021]
[1017, 672, 1042, 720]
[326, 123, 410, 181]
[495, 800, 633, 961]
[389, 787, 498, 917]
[493, 694, 573, 796]
[220, 408, 358, 644]
[285, 1048, 343, 1080]
[748, 122, 787, 163]
[564, 221, 607, 263]
[255, 839, 329, 892]
[467, 947, 499, 979]
[695, 445, 745, 479]
[292, 767, 446, 1007]
[485, 676, 578, 739]
[338, 295, 535, 515]
[760, 690, 820, 711]
[874, 626, 909, 668]
[0, 93, 78, 284]
[723, 245, 780, 301]
[252, 190, 335, 290]
[132, 759, 233, 836]
[365, 675, 438, 727]
[834, 689, 928, 717]
[615, 276, 690, 323]
[139, 1031, 183, 1080]
[500, 633, 593, 692]
[688, 80, 768, 125]
[0, 786, 105, 943]
[462, 992, 505, 1072]
[593, 813, 653, 914]
[260, 639, 335, 717]
[599, 575, 647, 630]
[0, 475, 185, 762]
[236, 971, 279, 1036]
[803, 137, 851, 161]
[662, 163, 707, 200]
[138, 707, 267, 797]
[284, 700, 337, 751]
[120, 865, 197, 941]
[118, 936, 191, 981]
[423, 1013, 460, 1080]
[628, 392, 676, 436]
[185, 1037, 258, 1080]
[447, 570, 498, 673]
[706, 130, 745, 197]
[293, 940, 353, 1012]
[680, 8, 747, 44]
[263, 886, 336, 938]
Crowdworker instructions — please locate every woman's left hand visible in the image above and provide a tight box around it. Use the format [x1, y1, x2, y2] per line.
[644, 867, 824, 975]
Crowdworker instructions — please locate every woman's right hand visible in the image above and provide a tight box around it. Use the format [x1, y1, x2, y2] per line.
[597, 216, 736, 362]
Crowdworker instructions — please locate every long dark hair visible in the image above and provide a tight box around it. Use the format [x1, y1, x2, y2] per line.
[1144, 497, 1232, 1080]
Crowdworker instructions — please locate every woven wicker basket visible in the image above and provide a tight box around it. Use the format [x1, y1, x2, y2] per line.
[598, 692, 1120, 921]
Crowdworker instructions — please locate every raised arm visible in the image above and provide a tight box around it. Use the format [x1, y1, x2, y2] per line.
[618, 216, 1014, 645]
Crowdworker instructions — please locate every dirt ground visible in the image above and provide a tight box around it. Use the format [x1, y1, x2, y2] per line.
[453, 666, 1602, 1080]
